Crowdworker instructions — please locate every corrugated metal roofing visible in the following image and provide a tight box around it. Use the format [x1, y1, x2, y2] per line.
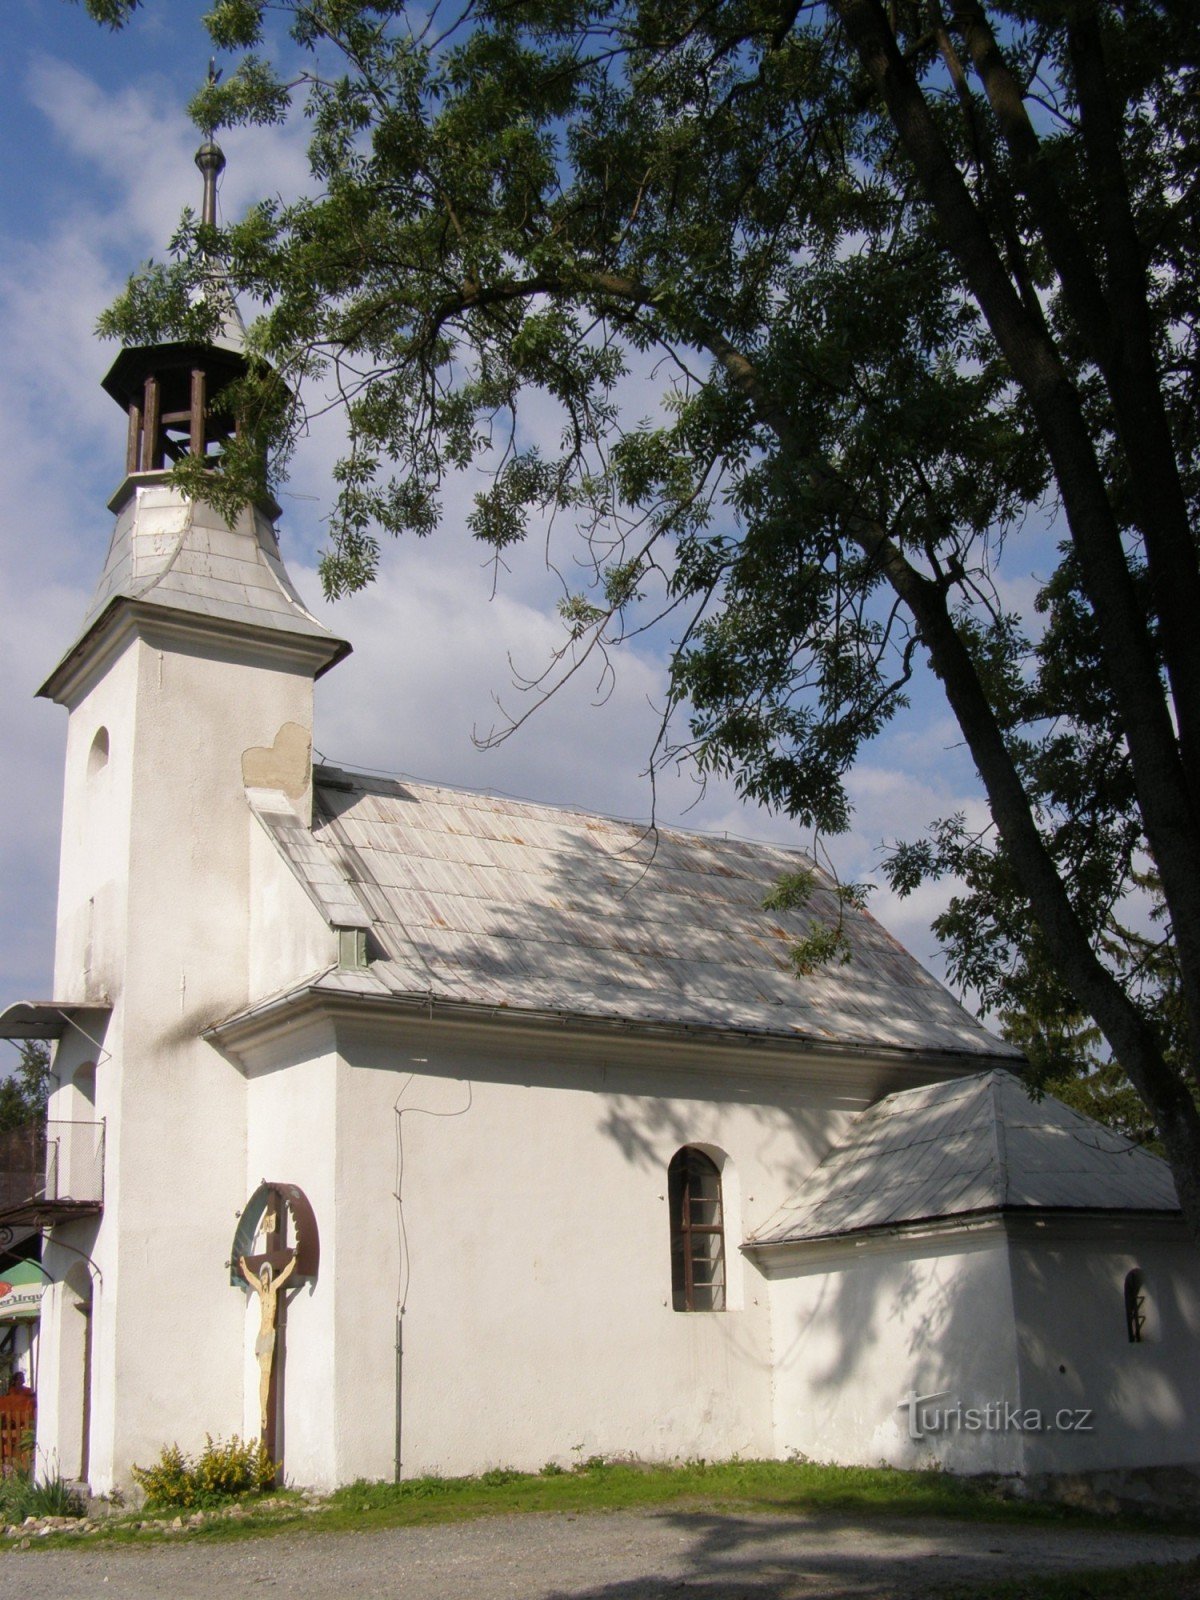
[252, 762, 1024, 1059]
[748, 1070, 1179, 1244]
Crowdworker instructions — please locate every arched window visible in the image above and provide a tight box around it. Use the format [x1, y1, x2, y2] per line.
[668, 1147, 725, 1312]
[1125, 1268, 1147, 1343]
[87, 727, 109, 777]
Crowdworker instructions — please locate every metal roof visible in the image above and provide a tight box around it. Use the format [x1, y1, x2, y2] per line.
[748, 1070, 1179, 1245]
[250, 764, 1024, 1059]
[77, 488, 338, 648]
[0, 1001, 111, 1042]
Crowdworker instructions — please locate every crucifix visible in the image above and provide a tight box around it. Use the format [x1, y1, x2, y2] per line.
[239, 1247, 298, 1442]
[230, 1184, 319, 1474]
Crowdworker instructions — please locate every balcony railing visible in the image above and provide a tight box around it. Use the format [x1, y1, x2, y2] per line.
[0, 1120, 104, 1225]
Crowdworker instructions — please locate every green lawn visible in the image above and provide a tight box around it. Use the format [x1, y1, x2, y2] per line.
[18, 1455, 1195, 1548]
[311, 1457, 1112, 1531]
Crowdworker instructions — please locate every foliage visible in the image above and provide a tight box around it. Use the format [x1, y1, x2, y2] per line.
[0, 1469, 85, 1523]
[131, 1435, 277, 1510]
[89, 2, 1200, 1225]
[75, 0, 141, 26]
[0, 1043, 51, 1134]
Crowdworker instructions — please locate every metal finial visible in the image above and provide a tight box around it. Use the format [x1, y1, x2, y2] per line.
[195, 137, 225, 228]
[195, 60, 225, 228]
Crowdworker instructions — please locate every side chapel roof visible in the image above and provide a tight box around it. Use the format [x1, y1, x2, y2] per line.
[748, 1069, 1179, 1246]
[248, 763, 1025, 1061]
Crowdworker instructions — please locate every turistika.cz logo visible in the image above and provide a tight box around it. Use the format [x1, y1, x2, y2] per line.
[898, 1390, 1094, 1441]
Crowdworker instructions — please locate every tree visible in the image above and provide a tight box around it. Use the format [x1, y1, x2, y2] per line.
[86, 1, 1200, 1233]
[0, 1044, 51, 1135]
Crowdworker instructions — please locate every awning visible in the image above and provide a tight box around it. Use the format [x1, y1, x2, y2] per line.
[0, 1199, 102, 1231]
[0, 1261, 46, 1322]
[0, 1002, 110, 1042]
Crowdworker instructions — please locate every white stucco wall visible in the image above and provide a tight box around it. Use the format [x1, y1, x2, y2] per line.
[1008, 1217, 1200, 1474]
[763, 1214, 1200, 1480]
[231, 1015, 913, 1488]
[763, 1224, 1025, 1474]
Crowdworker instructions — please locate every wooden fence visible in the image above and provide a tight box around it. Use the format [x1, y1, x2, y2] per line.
[0, 1393, 34, 1473]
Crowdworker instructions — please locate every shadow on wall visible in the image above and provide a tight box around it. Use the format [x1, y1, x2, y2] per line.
[1012, 1236, 1200, 1473]
[596, 1090, 831, 1201]
[765, 1222, 1200, 1475]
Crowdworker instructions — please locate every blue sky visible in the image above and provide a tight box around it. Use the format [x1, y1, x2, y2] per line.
[0, 0, 992, 1031]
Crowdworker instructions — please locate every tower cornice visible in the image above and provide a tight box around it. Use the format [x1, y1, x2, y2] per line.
[38, 595, 350, 709]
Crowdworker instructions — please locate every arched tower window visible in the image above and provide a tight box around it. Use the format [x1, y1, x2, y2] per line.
[87, 728, 109, 776]
[1125, 1268, 1147, 1343]
[668, 1147, 726, 1312]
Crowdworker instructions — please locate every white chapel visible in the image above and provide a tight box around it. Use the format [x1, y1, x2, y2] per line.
[3, 138, 1199, 1496]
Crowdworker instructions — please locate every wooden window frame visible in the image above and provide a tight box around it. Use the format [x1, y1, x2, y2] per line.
[668, 1147, 726, 1313]
[1125, 1268, 1146, 1344]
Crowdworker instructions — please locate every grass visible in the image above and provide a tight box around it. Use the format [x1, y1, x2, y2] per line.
[312, 1457, 1106, 1532]
[12, 1455, 1198, 1550]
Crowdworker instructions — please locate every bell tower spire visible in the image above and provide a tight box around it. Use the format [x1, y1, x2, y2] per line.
[39, 131, 349, 707]
[100, 128, 247, 478]
[30, 110, 349, 1497]
[196, 60, 226, 230]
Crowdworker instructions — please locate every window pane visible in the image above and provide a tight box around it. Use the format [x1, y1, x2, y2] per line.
[668, 1147, 726, 1313]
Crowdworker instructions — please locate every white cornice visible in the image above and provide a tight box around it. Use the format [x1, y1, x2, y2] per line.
[38, 597, 350, 706]
[202, 979, 1014, 1094]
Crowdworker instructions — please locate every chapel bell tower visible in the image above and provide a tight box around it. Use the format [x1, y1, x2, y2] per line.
[28, 134, 349, 1494]
[103, 140, 246, 475]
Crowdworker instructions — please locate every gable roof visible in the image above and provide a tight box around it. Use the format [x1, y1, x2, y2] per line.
[250, 763, 1022, 1061]
[748, 1069, 1179, 1245]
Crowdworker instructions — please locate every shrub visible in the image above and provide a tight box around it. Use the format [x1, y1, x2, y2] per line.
[132, 1435, 277, 1510]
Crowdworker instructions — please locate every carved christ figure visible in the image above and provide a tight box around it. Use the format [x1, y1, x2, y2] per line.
[239, 1252, 298, 1440]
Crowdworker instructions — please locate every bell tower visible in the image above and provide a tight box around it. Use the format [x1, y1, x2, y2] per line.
[103, 141, 245, 476]
[32, 135, 349, 1493]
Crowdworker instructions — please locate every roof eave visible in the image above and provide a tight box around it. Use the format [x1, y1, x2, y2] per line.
[202, 979, 1026, 1080]
[0, 1000, 112, 1042]
[745, 1202, 1186, 1254]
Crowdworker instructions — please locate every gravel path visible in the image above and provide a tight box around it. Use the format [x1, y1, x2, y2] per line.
[1, 1507, 1198, 1600]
